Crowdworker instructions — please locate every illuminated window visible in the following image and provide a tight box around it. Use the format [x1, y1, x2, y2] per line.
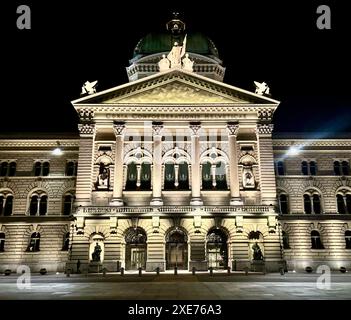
[0, 194, 13, 216]
[304, 191, 322, 214]
[345, 231, 351, 249]
[27, 232, 40, 252]
[282, 231, 290, 249]
[29, 192, 48, 216]
[279, 194, 289, 214]
[63, 194, 74, 215]
[66, 161, 77, 176]
[276, 161, 285, 176]
[0, 233, 5, 252]
[342, 161, 350, 176]
[311, 230, 324, 249]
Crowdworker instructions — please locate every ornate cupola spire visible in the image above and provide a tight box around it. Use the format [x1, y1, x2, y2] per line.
[166, 12, 186, 34]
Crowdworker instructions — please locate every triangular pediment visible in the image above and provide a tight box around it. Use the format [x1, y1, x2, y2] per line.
[72, 69, 280, 106]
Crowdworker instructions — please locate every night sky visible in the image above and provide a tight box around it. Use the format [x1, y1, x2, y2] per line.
[2, 1, 351, 137]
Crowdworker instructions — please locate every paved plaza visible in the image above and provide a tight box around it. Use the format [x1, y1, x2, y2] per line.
[0, 271, 350, 300]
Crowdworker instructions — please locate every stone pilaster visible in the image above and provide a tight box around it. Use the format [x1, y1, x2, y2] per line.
[189, 123, 203, 205]
[110, 122, 125, 206]
[75, 123, 96, 206]
[150, 122, 163, 206]
[256, 123, 277, 206]
[227, 123, 243, 205]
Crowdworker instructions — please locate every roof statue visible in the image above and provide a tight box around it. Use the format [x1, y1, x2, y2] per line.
[81, 80, 98, 95]
[158, 34, 194, 72]
[254, 81, 270, 96]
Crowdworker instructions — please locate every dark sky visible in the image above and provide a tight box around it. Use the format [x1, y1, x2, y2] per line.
[2, 1, 351, 137]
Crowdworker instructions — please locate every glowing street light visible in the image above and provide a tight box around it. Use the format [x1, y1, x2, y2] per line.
[52, 141, 63, 156]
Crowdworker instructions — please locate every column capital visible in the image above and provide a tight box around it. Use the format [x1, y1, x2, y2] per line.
[227, 122, 239, 136]
[189, 122, 201, 136]
[78, 123, 95, 136]
[113, 121, 126, 136]
[152, 122, 163, 137]
[256, 123, 274, 135]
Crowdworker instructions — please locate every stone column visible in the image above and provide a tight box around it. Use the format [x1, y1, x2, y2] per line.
[190, 123, 203, 205]
[150, 122, 163, 206]
[75, 123, 96, 206]
[110, 122, 125, 206]
[256, 123, 277, 206]
[227, 123, 243, 205]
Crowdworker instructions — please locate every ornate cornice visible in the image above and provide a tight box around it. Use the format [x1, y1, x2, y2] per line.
[78, 123, 95, 136]
[78, 110, 94, 122]
[258, 109, 274, 121]
[256, 124, 274, 135]
[273, 139, 351, 147]
[0, 140, 79, 148]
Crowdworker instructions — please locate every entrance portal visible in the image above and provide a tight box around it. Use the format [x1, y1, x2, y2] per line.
[206, 228, 228, 269]
[166, 228, 188, 270]
[125, 227, 147, 270]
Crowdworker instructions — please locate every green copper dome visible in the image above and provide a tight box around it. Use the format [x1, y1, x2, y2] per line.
[133, 32, 219, 58]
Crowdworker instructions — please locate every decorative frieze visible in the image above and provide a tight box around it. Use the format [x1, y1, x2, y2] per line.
[78, 123, 95, 136]
[256, 124, 274, 135]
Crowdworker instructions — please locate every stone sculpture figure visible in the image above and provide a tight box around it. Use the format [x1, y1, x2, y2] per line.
[167, 34, 187, 68]
[182, 53, 194, 72]
[252, 242, 263, 260]
[92, 242, 102, 262]
[242, 167, 255, 189]
[95, 162, 110, 190]
[158, 54, 170, 71]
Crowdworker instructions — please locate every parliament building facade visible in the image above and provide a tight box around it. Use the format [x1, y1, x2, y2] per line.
[1, 18, 351, 274]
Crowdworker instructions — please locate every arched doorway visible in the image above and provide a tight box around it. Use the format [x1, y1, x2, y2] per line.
[166, 228, 188, 270]
[206, 228, 228, 269]
[125, 227, 147, 270]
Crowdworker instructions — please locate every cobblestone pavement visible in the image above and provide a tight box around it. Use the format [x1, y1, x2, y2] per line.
[0, 272, 350, 300]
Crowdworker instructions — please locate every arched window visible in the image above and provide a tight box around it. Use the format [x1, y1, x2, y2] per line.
[304, 194, 312, 214]
[282, 231, 290, 249]
[342, 161, 350, 176]
[277, 161, 285, 176]
[279, 194, 289, 214]
[62, 232, 70, 251]
[42, 162, 50, 176]
[140, 163, 151, 190]
[301, 161, 309, 175]
[29, 193, 48, 216]
[0, 162, 8, 177]
[34, 162, 42, 176]
[311, 230, 324, 249]
[0, 233, 5, 252]
[63, 194, 74, 215]
[178, 162, 189, 190]
[337, 194, 346, 214]
[4, 195, 13, 216]
[0, 194, 13, 216]
[334, 161, 341, 175]
[347, 195, 351, 214]
[312, 194, 321, 214]
[27, 232, 40, 252]
[125, 162, 137, 190]
[202, 162, 212, 190]
[66, 161, 75, 176]
[215, 161, 227, 190]
[309, 161, 317, 176]
[304, 191, 322, 214]
[345, 230, 351, 249]
[164, 163, 175, 190]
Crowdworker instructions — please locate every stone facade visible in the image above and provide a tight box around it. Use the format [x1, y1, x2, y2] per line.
[1, 19, 350, 274]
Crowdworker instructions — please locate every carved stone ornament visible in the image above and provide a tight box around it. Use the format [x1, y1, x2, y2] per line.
[256, 123, 274, 135]
[113, 123, 126, 136]
[227, 123, 239, 136]
[78, 123, 95, 135]
[152, 123, 163, 136]
[189, 123, 201, 136]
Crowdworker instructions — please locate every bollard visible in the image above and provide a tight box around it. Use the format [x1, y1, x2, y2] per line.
[244, 267, 249, 276]
[138, 267, 142, 277]
[192, 266, 196, 275]
[156, 267, 160, 275]
[209, 267, 213, 276]
[84, 268, 88, 277]
[279, 267, 284, 276]
[227, 266, 231, 274]
[66, 268, 71, 277]
[102, 268, 106, 277]
[174, 266, 178, 275]
[120, 267, 124, 276]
